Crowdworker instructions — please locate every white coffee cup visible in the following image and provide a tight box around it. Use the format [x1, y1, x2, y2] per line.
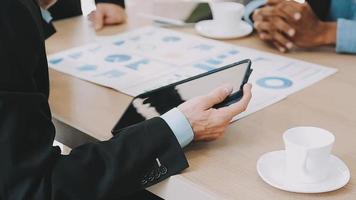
[209, 1, 245, 31]
[283, 127, 335, 183]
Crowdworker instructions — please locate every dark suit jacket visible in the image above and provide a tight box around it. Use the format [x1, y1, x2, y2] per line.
[0, 0, 188, 199]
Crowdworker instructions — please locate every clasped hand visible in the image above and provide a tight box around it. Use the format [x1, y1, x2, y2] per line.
[253, 0, 335, 52]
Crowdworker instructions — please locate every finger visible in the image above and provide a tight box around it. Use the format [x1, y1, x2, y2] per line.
[92, 11, 104, 30]
[254, 6, 288, 20]
[104, 15, 123, 25]
[219, 83, 252, 117]
[272, 31, 294, 50]
[272, 17, 296, 37]
[254, 6, 275, 19]
[104, 11, 127, 25]
[201, 84, 233, 109]
[252, 9, 263, 22]
[277, 2, 302, 21]
[254, 17, 295, 38]
[272, 41, 287, 53]
[259, 32, 273, 41]
[254, 21, 272, 33]
[98, 4, 127, 26]
[88, 12, 95, 21]
[104, 16, 120, 25]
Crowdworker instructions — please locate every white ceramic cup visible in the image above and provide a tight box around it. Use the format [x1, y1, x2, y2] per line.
[283, 127, 335, 183]
[209, 1, 245, 30]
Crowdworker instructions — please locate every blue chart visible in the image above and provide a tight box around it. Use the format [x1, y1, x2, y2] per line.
[77, 65, 97, 72]
[126, 59, 149, 70]
[218, 54, 227, 59]
[194, 63, 215, 71]
[228, 50, 239, 55]
[105, 54, 132, 63]
[49, 58, 63, 65]
[193, 44, 214, 51]
[113, 41, 125, 46]
[69, 52, 82, 59]
[162, 36, 181, 42]
[257, 77, 293, 89]
[206, 59, 222, 65]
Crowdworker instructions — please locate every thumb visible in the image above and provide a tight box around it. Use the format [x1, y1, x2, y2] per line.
[92, 10, 104, 30]
[201, 84, 233, 109]
[219, 83, 252, 117]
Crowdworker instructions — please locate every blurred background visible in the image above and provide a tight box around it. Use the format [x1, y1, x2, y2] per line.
[80, 0, 252, 16]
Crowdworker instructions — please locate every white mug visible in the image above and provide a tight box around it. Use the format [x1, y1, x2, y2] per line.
[209, 1, 245, 31]
[283, 127, 335, 183]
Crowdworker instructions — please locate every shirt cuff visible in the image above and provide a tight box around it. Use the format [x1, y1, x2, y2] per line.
[336, 18, 356, 54]
[160, 108, 194, 148]
[243, 0, 267, 25]
[40, 8, 53, 23]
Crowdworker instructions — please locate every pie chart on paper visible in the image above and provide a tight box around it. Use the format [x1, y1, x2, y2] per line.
[257, 77, 293, 89]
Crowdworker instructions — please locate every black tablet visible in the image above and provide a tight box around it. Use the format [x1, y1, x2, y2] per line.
[112, 59, 252, 134]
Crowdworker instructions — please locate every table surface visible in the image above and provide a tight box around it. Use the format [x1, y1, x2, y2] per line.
[46, 2, 356, 199]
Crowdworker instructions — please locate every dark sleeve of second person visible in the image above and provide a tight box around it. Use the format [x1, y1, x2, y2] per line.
[49, 0, 125, 20]
[0, 0, 188, 199]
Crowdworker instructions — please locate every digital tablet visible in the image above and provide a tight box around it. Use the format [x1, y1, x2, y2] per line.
[112, 59, 252, 134]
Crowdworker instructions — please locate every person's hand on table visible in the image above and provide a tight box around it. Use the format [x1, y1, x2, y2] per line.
[252, 0, 336, 52]
[88, 3, 127, 31]
[252, 5, 294, 53]
[178, 84, 252, 141]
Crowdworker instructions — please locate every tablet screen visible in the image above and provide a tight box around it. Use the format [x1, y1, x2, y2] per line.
[113, 59, 251, 132]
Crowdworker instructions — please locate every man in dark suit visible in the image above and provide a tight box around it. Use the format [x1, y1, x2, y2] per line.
[0, 0, 252, 199]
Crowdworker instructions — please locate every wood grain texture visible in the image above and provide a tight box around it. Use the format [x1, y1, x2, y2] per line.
[46, 1, 356, 199]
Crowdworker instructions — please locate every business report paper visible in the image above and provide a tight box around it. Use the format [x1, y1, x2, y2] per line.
[48, 26, 337, 121]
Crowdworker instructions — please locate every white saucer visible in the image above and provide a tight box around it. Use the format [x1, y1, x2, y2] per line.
[195, 20, 253, 40]
[257, 150, 350, 193]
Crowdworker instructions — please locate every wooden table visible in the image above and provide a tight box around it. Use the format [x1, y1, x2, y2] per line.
[46, 2, 356, 199]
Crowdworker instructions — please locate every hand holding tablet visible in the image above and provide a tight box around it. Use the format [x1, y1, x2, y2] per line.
[112, 59, 253, 133]
[178, 83, 252, 141]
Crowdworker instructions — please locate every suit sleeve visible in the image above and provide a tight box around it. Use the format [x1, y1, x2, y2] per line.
[0, 1, 188, 199]
[335, 18, 356, 54]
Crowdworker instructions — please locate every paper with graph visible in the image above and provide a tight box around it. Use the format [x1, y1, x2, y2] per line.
[48, 26, 337, 120]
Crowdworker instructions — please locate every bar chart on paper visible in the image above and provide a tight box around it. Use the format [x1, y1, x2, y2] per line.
[48, 26, 337, 120]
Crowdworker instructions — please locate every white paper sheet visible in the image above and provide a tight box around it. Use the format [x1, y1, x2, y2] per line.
[48, 26, 337, 120]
